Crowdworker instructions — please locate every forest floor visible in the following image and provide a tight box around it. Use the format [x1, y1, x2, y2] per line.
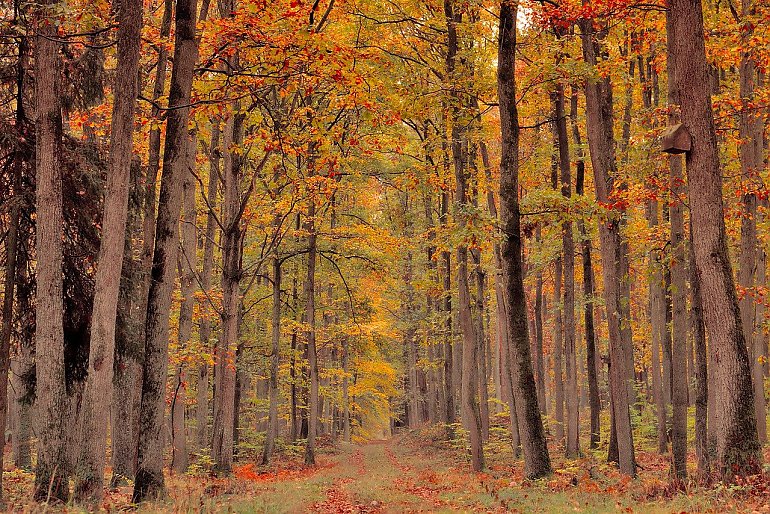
[5, 429, 770, 512]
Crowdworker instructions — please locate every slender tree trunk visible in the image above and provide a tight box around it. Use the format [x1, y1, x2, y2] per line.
[572, 90, 600, 449]
[498, 0, 551, 478]
[669, 0, 762, 478]
[197, 124, 219, 448]
[33, 0, 69, 500]
[666, 17, 688, 479]
[737, 0, 766, 443]
[133, 0, 199, 500]
[553, 255, 564, 442]
[670, 160, 688, 480]
[689, 220, 710, 480]
[170, 368, 188, 473]
[304, 182, 319, 465]
[579, 16, 636, 476]
[554, 82, 578, 458]
[212, 112, 244, 473]
[647, 201, 667, 454]
[262, 255, 282, 463]
[0, 144, 21, 503]
[534, 262, 547, 415]
[440, 191, 455, 426]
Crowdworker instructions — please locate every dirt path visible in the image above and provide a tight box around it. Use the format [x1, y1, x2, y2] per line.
[228, 436, 499, 513]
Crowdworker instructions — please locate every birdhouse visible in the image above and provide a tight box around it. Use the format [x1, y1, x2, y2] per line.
[661, 123, 691, 154]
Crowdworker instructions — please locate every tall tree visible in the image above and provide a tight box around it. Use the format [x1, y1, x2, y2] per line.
[133, 0, 200, 499]
[579, 15, 636, 476]
[74, 0, 143, 501]
[33, 0, 69, 500]
[669, 0, 762, 479]
[497, 0, 551, 479]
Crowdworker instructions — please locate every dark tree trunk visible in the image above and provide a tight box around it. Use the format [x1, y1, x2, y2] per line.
[497, 0, 551, 478]
[133, 0, 199, 500]
[572, 89, 600, 449]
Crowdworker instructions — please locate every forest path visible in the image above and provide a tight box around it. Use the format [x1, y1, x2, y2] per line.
[234, 435, 505, 513]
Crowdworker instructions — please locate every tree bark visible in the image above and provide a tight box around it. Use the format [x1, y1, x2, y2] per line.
[197, 123, 219, 448]
[666, 16, 688, 479]
[212, 111, 244, 473]
[497, 0, 551, 478]
[33, 0, 69, 500]
[647, 201, 667, 454]
[579, 16, 636, 476]
[554, 82, 578, 458]
[0, 137, 21, 502]
[669, 0, 762, 478]
[572, 89, 600, 449]
[303, 176, 319, 465]
[689, 220, 710, 480]
[262, 254, 282, 463]
[737, 0, 766, 443]
[133, 0, 199, 500]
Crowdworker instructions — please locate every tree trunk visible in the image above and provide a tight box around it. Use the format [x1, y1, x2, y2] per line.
[304, 182, 319, 465]
[579, 16, 636, 476]
[666, 17, 688, 479]
[169, 137, 197, 475]
[262, 255, 282, 463]
[170, 368, 188, 473]
[497, 0, 551, 478]
[689, 220, 710, 480]
[212, 111, 244, 473]
[196, 123, 219, 448]
[133, 0, 199, 500]
[33, 0, 69, 500]
[554, 82, 578, 458]
[737, 0, 766, 444]
[552, 255, 564, 442]
[440, 191, 455, 426]
[669, 0, 762, 478]
[0, 140, 21, 502]
[647, 201, 667, 454]
[572, 89, 600, 449]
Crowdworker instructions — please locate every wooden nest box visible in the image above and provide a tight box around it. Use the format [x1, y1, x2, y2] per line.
[661, 123, 691, 154]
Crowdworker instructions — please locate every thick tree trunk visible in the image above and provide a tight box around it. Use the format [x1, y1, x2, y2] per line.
[74, 0, 143, 500]
[669, 0, 762, 478]
[133, 0, 199, 500]
[497, 0, 551, 478]
[33, 0, 69, 500]
[579, 17, 636, 476]
[169, 139, 197, 475]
